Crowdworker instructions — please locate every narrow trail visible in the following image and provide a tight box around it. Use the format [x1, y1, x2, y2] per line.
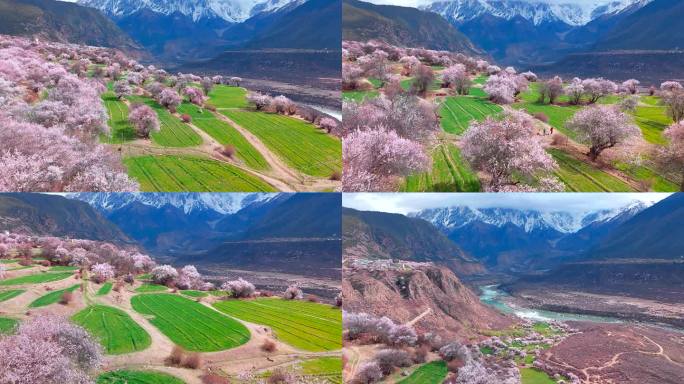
[407, 308, 432, 327]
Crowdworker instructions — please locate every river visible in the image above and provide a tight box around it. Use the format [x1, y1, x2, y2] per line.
[303, 103, 342, 120]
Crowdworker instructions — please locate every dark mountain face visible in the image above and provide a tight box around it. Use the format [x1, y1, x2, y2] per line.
[0, 0, 144, 56]
[342, 0, 482, 55]
[342, 208, 484, 276]
[0, 193, 131, 243]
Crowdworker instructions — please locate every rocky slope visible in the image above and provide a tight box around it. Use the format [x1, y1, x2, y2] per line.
[343, 262, 513, 341]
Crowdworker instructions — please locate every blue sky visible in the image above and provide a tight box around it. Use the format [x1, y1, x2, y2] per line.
[342, 193, 671, 214]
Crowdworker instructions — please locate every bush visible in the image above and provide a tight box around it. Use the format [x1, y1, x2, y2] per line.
[200, 373, 231, 384]
[222, 145, 236, 158]
[59, 291, 73, 305]
[354, 361, 383, 383]
[261, 339, 277, 353]
[267, 369, 291, 384]
[181, 114, 192, 123]
[413, 345, 429, 363]
[166, 346, 185, 366]
[551, 133, 568, 146]
[533, 112, 549, 123]
[375, 349, 412, 375]
[305, 294, 319, 303]
[183, 352, 202, 369]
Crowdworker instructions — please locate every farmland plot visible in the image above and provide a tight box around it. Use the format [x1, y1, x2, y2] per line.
[127, 95, 202, 147]
[549, 149, 635, 192]
[134, 283, 168, 293]
[300, 357, 343, 383]
[213, 298, 342, 352]
[97, 282, 113, 296]
[398, 361, 448, 384]
[73, 305, 151, 354]
[0, 289, 24, 302]
[633, 105, 671, 145]
[29, 284, 80, 308]
[207, 85, 248, 109]
[101, 92, 136, 143]
[124, 155, 276, 192]
[222, 110, 342, 178]
[439, 96, 502, 134]
[0, 317, 18, 334]
[97, 370, 185, 384]
[0, 272, 73, 286]
[176, 103, 269, 170]
[131, 294, 250, 351]
[403, 143, 480, 192]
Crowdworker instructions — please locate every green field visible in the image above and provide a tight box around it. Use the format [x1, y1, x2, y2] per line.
[439, 96, 502, 134]
[176, 102, 268, 170]
[213, 298, 341, 352]
[29, 284, 80, 308]
[400, 77, 442, 92]
[134, 283, 168, 293]
[97, 370, 185, 384]
[222, 110, 342, 178]
[0, 317, 18, 334]
[131, 294, 250, 352]
[207, 85, 248, 109]
[128, 95, 202, 147]
[300, 357, 343, 383]
[49, 266, 79, 272]
[97, 282, 113, 296]
[633, 105, 671, 145]
[73, 305, 151, 354]
[0, 289, 25, 302]
[342, 89, 379, 102]
[614, 162, 678, 192]
[403, 143, 480, 192]
[473, 75, 488, 85]
[0, 259, 17, 264]
[520, 368, 556, 384]
[468, 86, 488, 98]
[101, 92, 136, 143]
[398, 361, 448, 384]
[180, 290, 208, 298]
[0, 272, 73, 286]
[124, 155, 276, 192]
[513, 102, 580, 138]
[549, 149, 635, 192]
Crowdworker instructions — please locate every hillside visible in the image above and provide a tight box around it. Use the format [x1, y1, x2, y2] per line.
[342, 208, 484, 275]
[0, 193, 131, 243]
[343, 263, 513, 341]
[0, 0, 143, 55]
[342, 0, 482, 55]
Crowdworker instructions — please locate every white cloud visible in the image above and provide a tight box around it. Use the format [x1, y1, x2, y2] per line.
[342, 193, 672, 215]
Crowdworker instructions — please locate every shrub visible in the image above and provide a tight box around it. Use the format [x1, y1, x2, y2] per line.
[375, 349, 412, 374]
[413, 345, 429, 363]
[167, 346, 185, 366]
[261, 339, 277, 353]
[533, 112, 549, 123]
[329, 171, 342, 181]
[59, 291, 73, 305]
[183, 352, 202, 369]
[282, 284, 303, 300]
[181, 114, 192, 123]
[354, 361, 383, 383]
[305, 294, 319, 303]
[200, 373, 231, 384]
[221, 145, 236, 158]
[221, 278, 255, 298]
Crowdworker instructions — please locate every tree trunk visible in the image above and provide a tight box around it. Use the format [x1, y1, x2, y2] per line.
[588, 147, 600, 161]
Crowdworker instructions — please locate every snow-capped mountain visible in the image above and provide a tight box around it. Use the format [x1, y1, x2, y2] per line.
[67, 193, 281, 215]
[422, 0, 652, 26]
[75, 0, 305, 22]
[411, 200, 652, 234]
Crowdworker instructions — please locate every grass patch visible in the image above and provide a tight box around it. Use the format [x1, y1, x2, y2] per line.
[0, 259, 18, 264]
[0, 272, 73, 286]
[632, 105, 671, 145]
[0, 289, 25, 302]
[73, 305, 151, 355]
[520, 367, 556, 384]
[97, 370, 185, 384]
[128, 95, 202, 147]
[300, 357, 343, 383]
[176, 102, 268, 170]
[28, 284, 80, 308]
[179, 290, 208, 298]
[614, 162, 678, 192]
[342, 89, 379, 102]
[207, 85, 248, 109]
[213, 297, 341, 352]
[135, 283, 168, 293]
[101, 92, 136, 143]
[439, 96, 502, 134]
[49, 266, 79, 272]
[131, 294, 250, 352]
[473, 75, 488, 85]
[222, 110, 342, 178]
[550, 149, 635, 192]
[97, 282, 113, 296]
[0, 317, 18, 334]
[398, 361, 448, 384]
[402, 143, 480, 192]
[124, 155, 276, 192]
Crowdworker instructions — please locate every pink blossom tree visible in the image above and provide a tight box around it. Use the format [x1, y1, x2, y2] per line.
[282, 284, 303, 300]
[91, 262, 115, 283]
[539, 76, 563, 104]
[410, 64, 434, 96]
[656, 122, 684, 191]
[113, 80, 131, 100]
[272, 95, 296, 115]
[484, 75, 516, 104]
[354, 362, 383, 384]
[566, 105, 641, 161]
[565, 78, 584, 105]
[660, 86, 684, 122]
[200, 77, 214, 95]
[151, 265, 178, 285]
[128, 104, 160, 138]
[184, 87, 206, 106]
[176, 265, 202, 290]
[158, 88, 182, 112]
[318, 117, 338, 135]
[443, 64, 472, 95]
[246, 92, 272, 110]
[622, 79, 640, 94]
[221, 277, 255, 298]
[461, 111, 557, 191]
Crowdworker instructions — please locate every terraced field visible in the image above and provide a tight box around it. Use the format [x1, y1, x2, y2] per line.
[131, 294, 250, 352]
[222, 110, 342, 178]
[207, 85, 248, 109]
[49, 266, 79, 272]
[97, 282, 113, 296]
[398, 361, 448, 384]
[520, 367, 556, 384]
[439, 96, 502, 134]
[342, 89, 379, 102]
[97, 370, 185, 384]
[0, 272, 73, 286]
[101, 92, 136, 143]
[29, 284, 80, 308]
[134, 283, 168, 293]
[0, 289, 24, 302]
[633, 105, 671, 145]
[300, 357, 343, 383]
[128, 95, 202, 148]
[176, 102, 269, 170]
[124, 155, 276, 192]
[73, 305, 151, 354]
[0, 317, 18, 334]
[549, 149, 635, 192]
[213, 298, 342, 352]
[179, 290, 208, 298]
[614, 162, 678, 192]
[403, 143, 480, 192]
